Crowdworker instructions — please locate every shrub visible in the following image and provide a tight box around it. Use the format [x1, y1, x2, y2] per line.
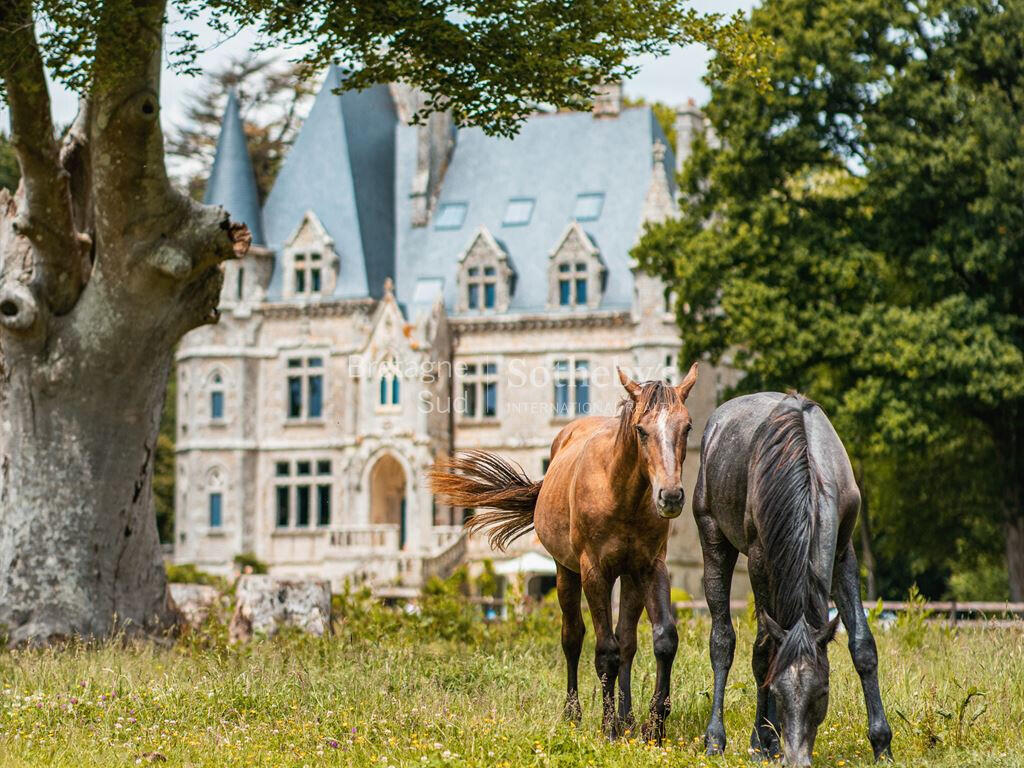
[165, 562, 227, 590]
[232, 552, 269, 575]
[896, 583, 932, 649]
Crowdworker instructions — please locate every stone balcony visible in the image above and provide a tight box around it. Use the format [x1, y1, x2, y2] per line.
[265, 524, 467, 590]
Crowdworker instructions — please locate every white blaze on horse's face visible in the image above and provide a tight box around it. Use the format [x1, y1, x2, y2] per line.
[617, 363, 699, 519]
[635, 405, 692, 518]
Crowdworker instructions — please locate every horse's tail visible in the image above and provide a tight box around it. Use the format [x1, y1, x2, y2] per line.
[749, 394, 826, 630]
[427, 450, 542, 551]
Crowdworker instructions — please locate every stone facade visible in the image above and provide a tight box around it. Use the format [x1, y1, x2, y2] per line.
[174, 74, 749, 599]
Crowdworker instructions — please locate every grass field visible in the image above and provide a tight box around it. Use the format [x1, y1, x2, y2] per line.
[1, 590, 1022, 767]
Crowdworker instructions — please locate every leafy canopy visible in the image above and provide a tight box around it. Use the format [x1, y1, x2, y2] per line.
[634, 0, 1024, 595]
[25, 0, 770, 136]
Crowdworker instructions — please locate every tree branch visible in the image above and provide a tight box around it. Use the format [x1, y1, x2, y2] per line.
[90, 0, 176, 258]
[0, 0, 85, 315]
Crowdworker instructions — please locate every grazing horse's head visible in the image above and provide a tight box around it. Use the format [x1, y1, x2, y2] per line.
[763, 612, 841, 766]
[616, 362, 698, 518]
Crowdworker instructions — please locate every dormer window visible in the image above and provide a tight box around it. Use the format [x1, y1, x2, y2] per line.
[557, 262, 590, 307]
[457, 227, 515, 314]
[282, 211, 338, 299]
[548, 222, 606, 311]
[467, 266, 498, 310]
[293, 252, 323, 295]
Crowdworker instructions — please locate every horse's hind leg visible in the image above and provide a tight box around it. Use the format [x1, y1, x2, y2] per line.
[833, 541, 894, 762]
[640, 559, 678, 745]
[581, 555, 620, 740]
[615, 575, 644, 732]
[556, 562, 585, 725]
[697, 515, 739, 756]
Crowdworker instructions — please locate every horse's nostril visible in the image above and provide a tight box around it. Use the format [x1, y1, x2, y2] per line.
[660, 488, 683, 503]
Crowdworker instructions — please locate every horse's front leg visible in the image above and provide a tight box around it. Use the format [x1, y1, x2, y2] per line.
[581, 555, 619, 740]
[697, 515, 739, 755]
[748, 545, 781, 761]
[615, 574, 644, 733]
[640, 559, 677, 745]
[833, 541, 894, 761]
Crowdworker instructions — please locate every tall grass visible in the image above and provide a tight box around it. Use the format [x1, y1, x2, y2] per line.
[1, 591, 1022, 767]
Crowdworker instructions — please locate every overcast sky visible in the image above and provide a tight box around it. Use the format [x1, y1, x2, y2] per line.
[3, 0, 754, 136]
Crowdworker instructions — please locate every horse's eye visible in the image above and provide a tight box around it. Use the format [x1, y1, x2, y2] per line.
[635, 425, 648, 439]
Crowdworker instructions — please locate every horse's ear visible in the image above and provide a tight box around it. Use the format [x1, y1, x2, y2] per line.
[761, 611, 785, 644]
[817, 614, 842, 647]
[617, 366, 642, 400]
[676, 361, 699, 401]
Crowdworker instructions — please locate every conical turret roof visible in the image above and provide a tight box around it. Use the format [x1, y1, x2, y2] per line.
[205, 89, 265, 246]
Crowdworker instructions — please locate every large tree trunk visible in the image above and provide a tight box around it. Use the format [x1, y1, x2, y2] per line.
[0, 0, 248, 645]
[0, 326, 176, 641]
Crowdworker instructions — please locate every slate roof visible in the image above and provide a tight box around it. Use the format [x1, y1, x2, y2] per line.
[207, 70, 675, 311]
[262, 67, 397, 300]
[394, 107, 675, 314]
[204, 89, 265, 245]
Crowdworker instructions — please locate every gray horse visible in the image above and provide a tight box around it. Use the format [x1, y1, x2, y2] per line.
[694, 392, 893, 765]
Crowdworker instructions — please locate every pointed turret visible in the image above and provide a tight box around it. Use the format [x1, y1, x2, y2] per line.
[263, 66, 398, 299]
[205, 89, 265, 246]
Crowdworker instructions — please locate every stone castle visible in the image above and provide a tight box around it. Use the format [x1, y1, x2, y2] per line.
[173, 69, 743, 599]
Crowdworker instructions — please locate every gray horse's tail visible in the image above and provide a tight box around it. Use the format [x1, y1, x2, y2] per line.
[427, 451, 541, 551]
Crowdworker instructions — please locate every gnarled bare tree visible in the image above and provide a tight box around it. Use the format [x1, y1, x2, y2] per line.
[0, 0, 763, 646]
[0, 0, 248, 645]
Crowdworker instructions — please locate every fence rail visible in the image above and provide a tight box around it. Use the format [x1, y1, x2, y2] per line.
[459, 597, 1024, 626]
[669, 599, 1024, 627]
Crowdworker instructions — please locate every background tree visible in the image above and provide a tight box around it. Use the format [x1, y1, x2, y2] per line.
[166, 56, 315, 200]
[0, 0, 763, 645]
[635, 0, 1023, 599]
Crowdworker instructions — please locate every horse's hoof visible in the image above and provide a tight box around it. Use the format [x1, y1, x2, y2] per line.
[750, 730, 780, 762]
[640, 719, 664, 745]
[619, 711, 637, 734]
[704, 729, 726, 756]
[562, 696, 582, 726]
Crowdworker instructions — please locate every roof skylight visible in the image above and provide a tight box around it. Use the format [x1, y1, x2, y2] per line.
[573, 192, 604, 222]
[435, 202, 468, 230]
[502, 198, 535, 227]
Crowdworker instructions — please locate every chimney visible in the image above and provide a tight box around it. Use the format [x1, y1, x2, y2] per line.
[673, 98, 705, 174]
[394, 85, 457, 227]
[592, 82, 623, 118]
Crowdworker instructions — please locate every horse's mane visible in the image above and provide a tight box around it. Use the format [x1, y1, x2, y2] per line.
[614, 380, 686, 450]
[750, 394, 831, 682]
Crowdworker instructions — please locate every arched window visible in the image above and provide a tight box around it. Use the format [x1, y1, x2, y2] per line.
[209, 372, 225, 422]
[206, 467, 226, 530]
[377, 358, 401, 411]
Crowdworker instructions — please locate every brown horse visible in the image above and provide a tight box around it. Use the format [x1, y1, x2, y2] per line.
[429, 363, 698, 742]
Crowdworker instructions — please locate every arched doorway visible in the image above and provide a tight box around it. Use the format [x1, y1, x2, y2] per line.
[369, 454, 407, 549]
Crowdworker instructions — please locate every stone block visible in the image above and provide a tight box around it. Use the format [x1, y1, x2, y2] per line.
[169, 583, 222, 629]
[229, 575, 332, 642]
